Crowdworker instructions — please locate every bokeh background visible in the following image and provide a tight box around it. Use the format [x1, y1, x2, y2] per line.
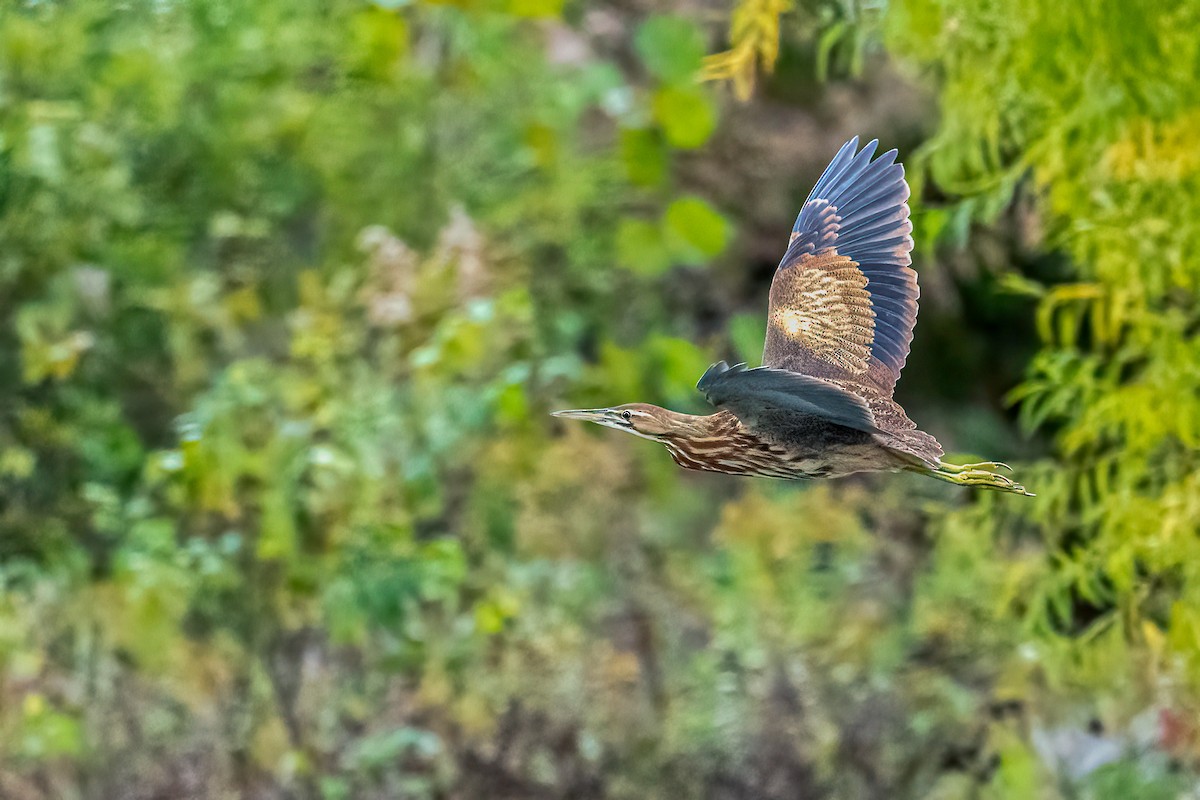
[1, 0, 1199, 797]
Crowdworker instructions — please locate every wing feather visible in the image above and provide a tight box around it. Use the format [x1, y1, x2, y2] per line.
[763, 138, 919, 398]
[697, 361, 877, 434]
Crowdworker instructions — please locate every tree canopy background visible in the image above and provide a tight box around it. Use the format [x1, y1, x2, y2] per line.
[1, 0, 1198, 797]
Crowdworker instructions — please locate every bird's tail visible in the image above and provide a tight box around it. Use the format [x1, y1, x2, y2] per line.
[910, 459, 1034, 496]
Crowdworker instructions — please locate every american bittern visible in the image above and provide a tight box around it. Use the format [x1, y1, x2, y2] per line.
[554, 138, 1031, 496]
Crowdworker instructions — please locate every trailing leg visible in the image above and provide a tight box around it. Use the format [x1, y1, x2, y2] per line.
[912, 461, 1033, 496]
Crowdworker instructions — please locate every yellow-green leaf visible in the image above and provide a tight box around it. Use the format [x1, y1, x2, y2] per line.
[664, 196, 730, 264]
[634, 16, 705, 84]
[652, 86, 716, 149]
[616, 218, 673, 275]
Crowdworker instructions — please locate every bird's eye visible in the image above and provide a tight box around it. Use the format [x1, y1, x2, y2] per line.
[621, 410, 633, 422]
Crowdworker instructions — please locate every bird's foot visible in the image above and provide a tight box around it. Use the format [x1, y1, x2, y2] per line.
[937, 460, 1013, 474]
[926, 462, 1033, 496]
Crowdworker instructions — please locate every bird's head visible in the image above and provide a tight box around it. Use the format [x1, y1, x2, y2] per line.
[551, 403, 683, 440]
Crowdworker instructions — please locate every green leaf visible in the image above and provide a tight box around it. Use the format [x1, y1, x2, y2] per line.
[351, 7, 408, 78]
[620, 127, 668, 186]
[634, 16, 705, 84]
[652, 85, 717, 149]
[616, 218, 673, 275]
[257, 485, 297, 560]
[663, 196, 730, 264]
[815, 20, 847, 83]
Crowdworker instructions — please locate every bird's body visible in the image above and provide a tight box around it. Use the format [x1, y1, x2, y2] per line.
[644, 409, 890, 480]
[554, 138, 1031, 496]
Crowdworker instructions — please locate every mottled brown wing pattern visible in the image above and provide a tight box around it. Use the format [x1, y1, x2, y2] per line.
[763, 138, 919, 402]
[766, 251, 874, 377]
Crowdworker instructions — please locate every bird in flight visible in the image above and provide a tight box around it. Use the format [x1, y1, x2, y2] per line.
[554, 138, 1031, 495]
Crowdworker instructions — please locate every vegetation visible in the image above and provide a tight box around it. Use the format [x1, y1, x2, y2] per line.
[0, 0, 1196, 797]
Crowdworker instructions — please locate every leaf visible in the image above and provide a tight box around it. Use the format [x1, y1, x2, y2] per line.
[616, 218, 673, 275]
[663, 196, 730, 264]
[257, 485, 297, 560]
[651, 85, 717, 149]
[634, 16, 705, 84]
[351, 7, 408, 78]
[620, 127, 668, 186]
[524, 122, 558, 168]
[815, 21, 847, 83]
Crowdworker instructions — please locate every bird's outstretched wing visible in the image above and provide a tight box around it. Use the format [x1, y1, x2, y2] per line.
[697, 361, 877, 434]
[762, 137, 918, 398]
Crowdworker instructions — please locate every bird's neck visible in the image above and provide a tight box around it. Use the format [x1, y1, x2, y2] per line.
[660, 409, 740, 439]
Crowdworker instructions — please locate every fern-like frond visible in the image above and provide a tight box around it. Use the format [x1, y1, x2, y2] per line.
[702, 0, 793, 100]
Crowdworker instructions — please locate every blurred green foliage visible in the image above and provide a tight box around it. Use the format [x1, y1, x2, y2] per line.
[888, 0, 1200, 777]
[0, 0, 1196, 798]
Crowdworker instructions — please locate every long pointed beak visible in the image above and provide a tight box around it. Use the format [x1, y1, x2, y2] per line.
[551, 407, 638, 435]
[550, 408, 609, 421]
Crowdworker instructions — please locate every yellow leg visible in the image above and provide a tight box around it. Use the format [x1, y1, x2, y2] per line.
[919, 461, 1033, 496]
[937, 460, 1013, 474]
